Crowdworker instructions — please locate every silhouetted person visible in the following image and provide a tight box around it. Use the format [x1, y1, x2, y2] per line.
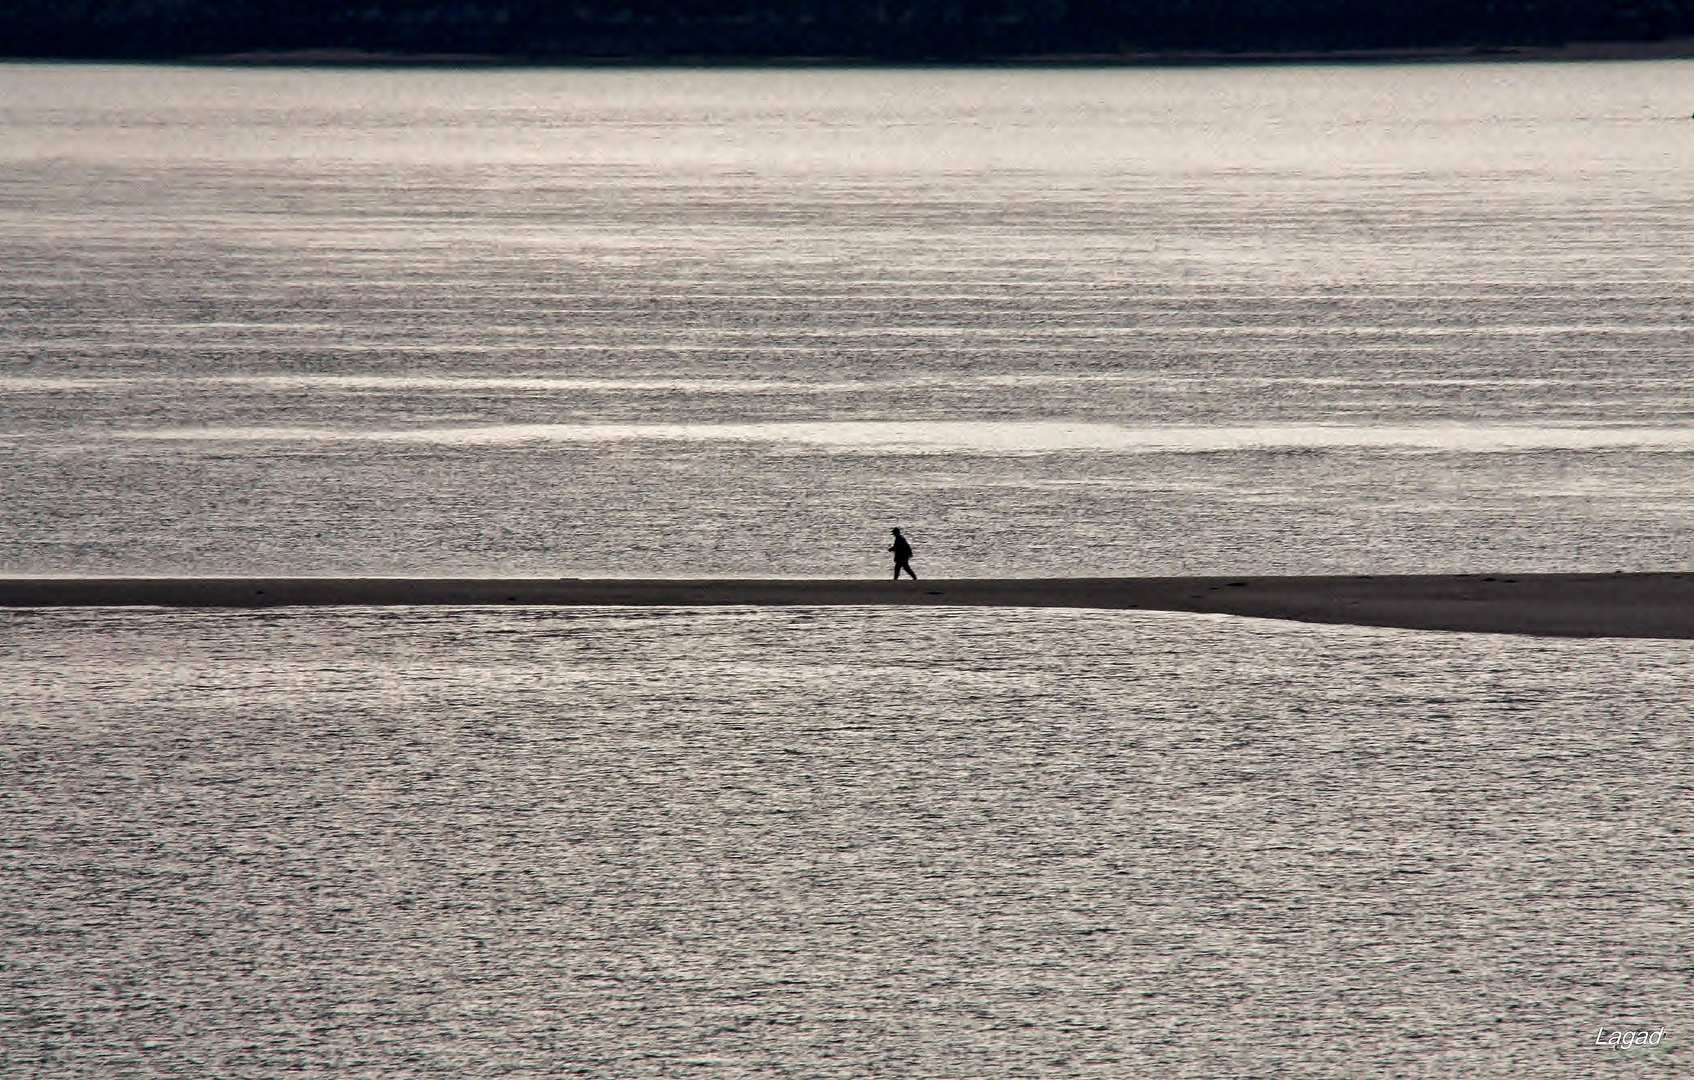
[889, 527, 916, 580]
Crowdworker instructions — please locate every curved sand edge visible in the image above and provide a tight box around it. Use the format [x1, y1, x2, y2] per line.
[3, 574, 1692, 639]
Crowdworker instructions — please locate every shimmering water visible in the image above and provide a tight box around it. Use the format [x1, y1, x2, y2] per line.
[2, 62, 1692, 576]
[3, 606, 1691, 1076]
[4, 63, 1693, 1078]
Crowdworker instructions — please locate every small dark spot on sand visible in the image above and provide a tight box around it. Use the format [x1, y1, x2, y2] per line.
[925, 591, 942, 595]
[1226, 581, 1247, 587]
[1482, 577, 1497, 582]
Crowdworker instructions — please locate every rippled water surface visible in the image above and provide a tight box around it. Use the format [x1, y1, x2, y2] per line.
[2, 62, 1692, 575]
[3, 606, 1691, 1076]
[3, 63, 1692, 1078]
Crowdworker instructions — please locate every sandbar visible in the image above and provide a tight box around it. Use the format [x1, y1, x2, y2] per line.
[3, 574, 1691, 639]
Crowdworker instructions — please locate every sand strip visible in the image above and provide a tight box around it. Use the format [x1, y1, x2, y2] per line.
[3, 574, 1692, 639]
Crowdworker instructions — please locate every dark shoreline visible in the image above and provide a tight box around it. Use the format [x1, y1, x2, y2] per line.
[3, 36, 1690, 67]
[158, 38, 1694, 66]
[4, 574, 1692, 639]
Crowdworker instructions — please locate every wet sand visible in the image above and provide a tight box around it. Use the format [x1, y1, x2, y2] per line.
[3, 574, 1691, 638]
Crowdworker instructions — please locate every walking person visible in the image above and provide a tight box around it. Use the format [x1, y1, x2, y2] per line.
[889, 527, 917, 580]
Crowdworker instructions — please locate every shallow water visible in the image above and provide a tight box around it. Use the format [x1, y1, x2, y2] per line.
[2, 606, 1691, 1077]
[2, 62, 1692, 576]
[3, 62, 1692, 1078]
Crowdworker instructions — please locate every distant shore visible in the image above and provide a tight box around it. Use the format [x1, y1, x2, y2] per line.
[182, 39, 1694, 66]
[3, 574, 1691, 639]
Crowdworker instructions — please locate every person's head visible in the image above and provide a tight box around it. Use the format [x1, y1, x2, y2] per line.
[892, 527, 902, 535]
